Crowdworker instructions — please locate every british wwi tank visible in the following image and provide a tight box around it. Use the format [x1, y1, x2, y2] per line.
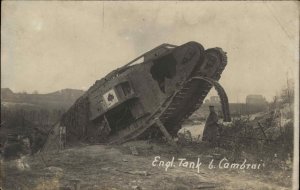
[55, 41, 231, 145]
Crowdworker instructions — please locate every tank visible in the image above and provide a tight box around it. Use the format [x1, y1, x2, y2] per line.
[50, 41, 231, 145]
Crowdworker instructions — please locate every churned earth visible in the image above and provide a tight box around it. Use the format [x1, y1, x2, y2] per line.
[1, 140, 293, 190]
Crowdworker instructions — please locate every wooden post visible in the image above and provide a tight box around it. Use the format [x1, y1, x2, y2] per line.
[59, 126, 66, 150]
[257, 122, 269, 142]
[155, 118, 177, 147]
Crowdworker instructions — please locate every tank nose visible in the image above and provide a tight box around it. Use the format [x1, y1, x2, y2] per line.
[195, 48, 227, 80]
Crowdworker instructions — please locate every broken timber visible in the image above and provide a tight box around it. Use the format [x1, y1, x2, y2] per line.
[155, 118, 177, 147]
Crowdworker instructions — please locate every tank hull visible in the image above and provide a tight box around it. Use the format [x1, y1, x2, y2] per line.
[54, 42, 230, 145]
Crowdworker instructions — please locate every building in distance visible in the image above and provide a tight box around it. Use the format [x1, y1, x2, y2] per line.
[246, 95, 267, 105]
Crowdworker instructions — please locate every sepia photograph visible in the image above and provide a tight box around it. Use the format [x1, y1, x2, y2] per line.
[1, 1, 299, 189]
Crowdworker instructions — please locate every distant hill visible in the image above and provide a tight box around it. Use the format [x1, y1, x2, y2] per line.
[0, 88, 85, 148]
[1, 88, 85, 110]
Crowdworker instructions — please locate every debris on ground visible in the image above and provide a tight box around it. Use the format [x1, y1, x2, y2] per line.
[2, 142, 293, 190]
[130, 146, 139, 156]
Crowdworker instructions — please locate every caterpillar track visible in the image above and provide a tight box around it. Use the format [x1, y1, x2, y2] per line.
[109, 47, 230, 144]
[160, 48, 230, 136]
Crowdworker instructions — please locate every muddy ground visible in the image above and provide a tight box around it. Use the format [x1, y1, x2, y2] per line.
[1, 140, 293, 190]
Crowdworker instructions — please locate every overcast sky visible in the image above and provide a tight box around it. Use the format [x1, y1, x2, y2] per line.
[1, 1, 299, 102]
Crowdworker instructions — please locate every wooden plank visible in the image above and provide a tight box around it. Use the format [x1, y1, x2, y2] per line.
[155, 118, 177, 147]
